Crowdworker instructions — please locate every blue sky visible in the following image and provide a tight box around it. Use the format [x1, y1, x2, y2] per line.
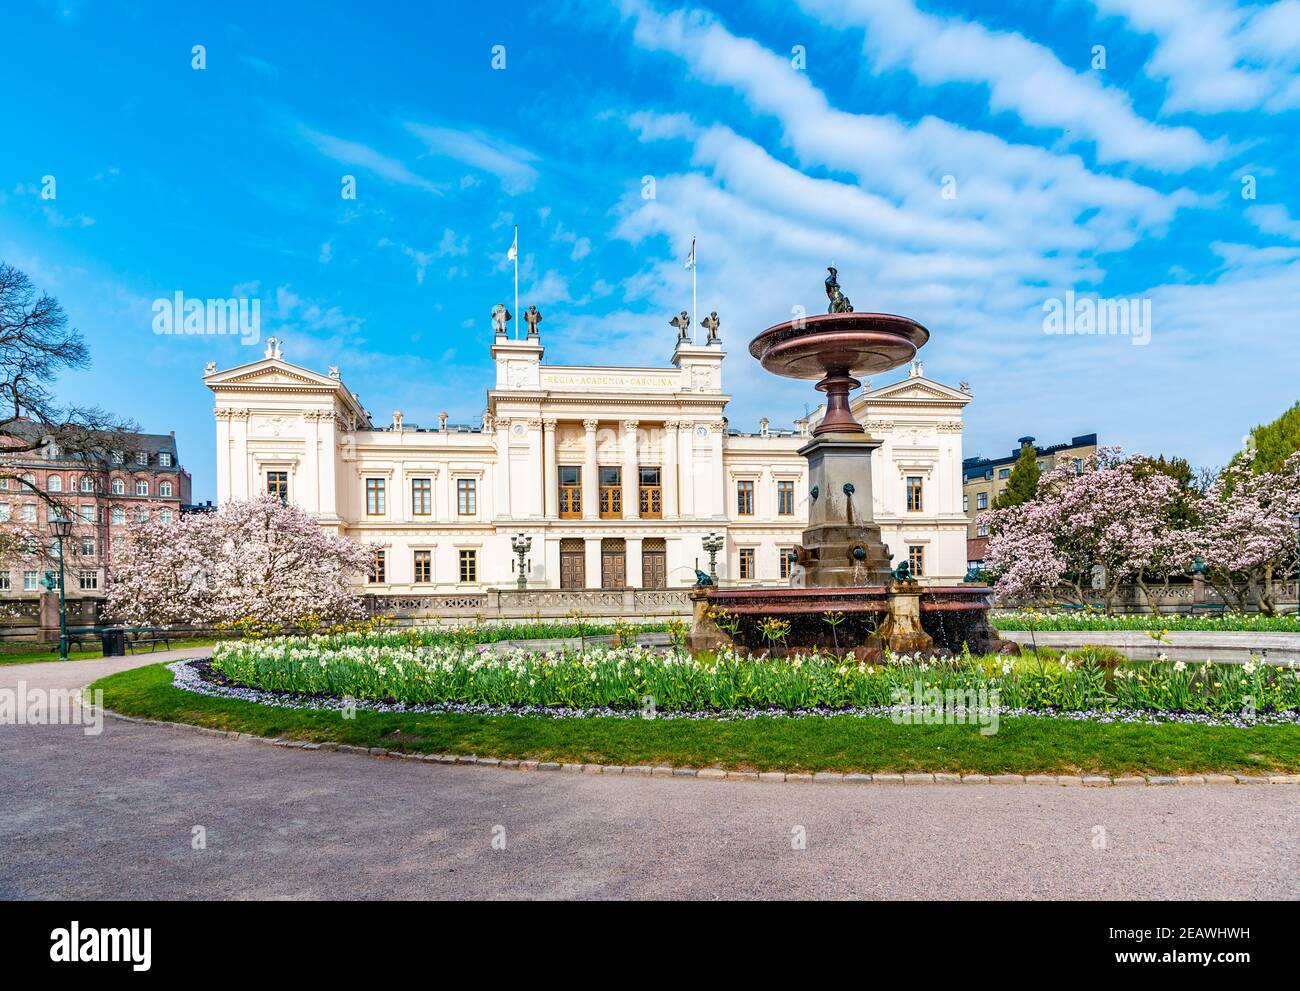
[3, 0, 1299, 500]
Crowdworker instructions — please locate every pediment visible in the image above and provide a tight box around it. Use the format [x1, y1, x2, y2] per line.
[206, 358, 340, 390]
[859, 376, 971, 405]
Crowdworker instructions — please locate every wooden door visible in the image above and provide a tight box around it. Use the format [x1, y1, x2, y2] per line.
[560, 551, 585, 590]
[601, 550, 626, 589]
[642, 551, 666, 589]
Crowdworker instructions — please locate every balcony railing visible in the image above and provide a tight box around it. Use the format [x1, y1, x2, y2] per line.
[599, 485, 622, 518]
[559, 486, 582, 518]
[639, 485, 662, 518]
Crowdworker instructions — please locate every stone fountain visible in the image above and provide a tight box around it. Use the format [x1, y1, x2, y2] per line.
[688, 269, 1010, 658]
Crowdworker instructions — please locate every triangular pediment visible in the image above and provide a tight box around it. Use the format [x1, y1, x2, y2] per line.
[206, 358, 341, 390]
[858, 376, 971, 405]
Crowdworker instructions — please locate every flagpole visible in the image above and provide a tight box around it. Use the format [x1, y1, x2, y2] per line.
[513, 224, 519, 340]
[691, 236, 697, 345]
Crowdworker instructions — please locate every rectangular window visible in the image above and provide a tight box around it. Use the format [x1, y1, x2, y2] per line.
[777, 480, 794, 515]
[598, 466, 622, 518]
[111, 507, 125, 525]
[136, 452, 149, 466]
[368, 549, 386, 584]
[976, 522, 989, 537]
[558, 465, 582, 517]
[21, 504, 36, 523]
[111, 451, 124, 465]
[780, 548, 795, 579]
[79, 477, 94, 492]
[23, 571, 38, 592]
[0, 571, 9, 590]
[738, 548, 755, 580]
[80, 536, 95, 557]
[998, 467, 1011, 479]
[458, 549, 477, 583]
[267, 471, 288, 501]
[908, 545, 925, 578]
[79, 504, 93, 522]
[413, 550, 432, 583]
[976, 492, 988, 510]
[736, 480, 754, 516]
[159, 453, 172, 467]
[906, 476, 923, 512]
[457, 478, 476, 516]
[0, 504, 8, 523]
[411, 478, 432, 516]
[365, 478, 385, 515]
[159, 510, 173, 524]
[638, 466, 661, 518]
[79, 570, 99, 591]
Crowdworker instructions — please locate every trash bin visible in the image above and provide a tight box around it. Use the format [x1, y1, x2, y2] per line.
[101, 628, 126, 657]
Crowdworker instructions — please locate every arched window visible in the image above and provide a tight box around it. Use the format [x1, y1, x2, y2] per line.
[111, 478, 125, 495]
[159, 481, 173, 497]
[135, 480, 148, 497]
[47, 475, 62, 492]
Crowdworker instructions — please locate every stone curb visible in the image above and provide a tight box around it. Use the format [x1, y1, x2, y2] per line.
[90, 705, 1300, 786]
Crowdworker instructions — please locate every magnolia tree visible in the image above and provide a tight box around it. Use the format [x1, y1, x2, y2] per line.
[108, 496, 372, 633]
[1190, 452, 1300, 615]
[982, 448, 1189, 614]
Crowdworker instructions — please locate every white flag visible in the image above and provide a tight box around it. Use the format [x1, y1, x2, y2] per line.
[507, 228, 518, 262]
[684, 237, 696, 269]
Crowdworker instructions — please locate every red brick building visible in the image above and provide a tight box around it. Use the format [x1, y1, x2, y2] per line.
[0, 430, 191, 607]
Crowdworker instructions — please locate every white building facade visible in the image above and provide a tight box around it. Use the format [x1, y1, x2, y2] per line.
[205, 329, 972, 594]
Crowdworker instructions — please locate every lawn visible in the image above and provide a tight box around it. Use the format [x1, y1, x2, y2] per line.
[90, 662, 1300, 775]
[0, 638, 217, 665]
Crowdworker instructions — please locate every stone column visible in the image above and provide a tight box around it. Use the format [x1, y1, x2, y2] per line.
[622, 419, 640, 520]
[526, 419, 543, 519]
[543, 418, 558, 519]
[582, 419, 599, 520]
[214, 409, 232, 503]
[230, 409, 250, 499]
[677, 422, 695, 518]
[710, 420, 726, 518]
[662, 421, 678, 519]
[496, 418, 512, 520]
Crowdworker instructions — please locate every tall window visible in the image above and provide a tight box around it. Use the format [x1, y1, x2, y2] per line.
[908, 545, 925, 577]
[368, 549, 386, 584]
[21, 504, 36, 523]
[976, 492, 988, 510]
[79, 504, 93, 522]
[736, 480, 755, 516]
[0, 571, 9, 591]
[413, 550, 432, 583]
[599, 466, 622, 518]
[638, 466, 661, 518]
[458, 549, 477, 583]
[558, 466, 582, 517]
[79, 570, 99, 591]
[411, 477, 432, 516]
[780, 548, 796, 579]
[111, 478, 125, 495]
[80, 536, 95, 557]
[47, 475, 61, 492]
[266, 471, 288, 501]
[159, 452, 172, 467]
[906, 476, 923, 512]
[777, 480, 794, 515]
[136, 479, 149, 496]
[365, 478, 385, 515]
[160, 481, 173, 498]
[963, 494, 969, 513]
[457, 478, 476, 516]
[79, 476, 94, 492]
[135, 451, 148, 466]
[738, 548, 755, 579]
[976, 522, 989, 537]
[110, 507, 125, 525]
[23, 571, 38, 591]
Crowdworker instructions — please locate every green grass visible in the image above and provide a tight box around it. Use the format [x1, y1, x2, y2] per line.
[0, 638, 217, 665]
[992, 610, 1300, 633]
[90, 662, 1300, 775]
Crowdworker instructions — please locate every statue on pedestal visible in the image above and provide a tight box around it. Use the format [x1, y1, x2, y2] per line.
[523, 305, 543, 337]
[491, 303, 512, 336]
[825, 267, 854, 314]
[700, 311, 721, 342]
[669, 310, 691, 341]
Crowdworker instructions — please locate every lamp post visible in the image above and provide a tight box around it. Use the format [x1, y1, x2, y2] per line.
[511, 533, 532, 591]
[49, 517, 73, 661]
[701, 532, 725, 583]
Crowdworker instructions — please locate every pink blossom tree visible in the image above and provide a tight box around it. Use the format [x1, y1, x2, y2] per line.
[108, 496, 371, 633]
[983, 448, 1188, 613]
[1190, 452, 1300, 615]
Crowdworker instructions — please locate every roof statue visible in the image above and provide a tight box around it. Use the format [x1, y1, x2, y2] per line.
[523, 305, 543, 337]
[700, 311, 721, 342]
[669, 309, 691, 341]
[491, 303, 512, 336]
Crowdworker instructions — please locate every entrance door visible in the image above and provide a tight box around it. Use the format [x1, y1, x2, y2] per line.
[642, 550, 666, 589]
[601, 540, 626, 588]
[560, 543, 585, 589]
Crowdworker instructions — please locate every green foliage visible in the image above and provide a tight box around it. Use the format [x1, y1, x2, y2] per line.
[992, 609, 1300, 632]
[1232, 400, 1300, 474]
[992, 442, 1040, 509]
[1140, 454, 1202, 528]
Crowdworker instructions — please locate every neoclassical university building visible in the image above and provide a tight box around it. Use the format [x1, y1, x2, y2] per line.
[205, 323, 972, 596]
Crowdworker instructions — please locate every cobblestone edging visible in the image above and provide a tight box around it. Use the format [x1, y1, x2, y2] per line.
[91, 706, 1300, 786]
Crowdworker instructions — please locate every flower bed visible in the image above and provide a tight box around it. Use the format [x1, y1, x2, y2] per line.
[991, 610, 1300, 633]
[210, 637, 1300, 718]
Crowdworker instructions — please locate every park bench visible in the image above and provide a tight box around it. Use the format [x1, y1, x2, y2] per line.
[125, 628, 173, 653]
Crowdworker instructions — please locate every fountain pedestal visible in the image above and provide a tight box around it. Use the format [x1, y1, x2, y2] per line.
[877, 580, 934, 655]
[797, 433, 893, 587]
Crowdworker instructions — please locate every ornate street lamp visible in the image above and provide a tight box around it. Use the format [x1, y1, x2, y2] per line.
[47, 517, 73, 661]
[701, 532, 725, 583]
[511, 533, 532, 591]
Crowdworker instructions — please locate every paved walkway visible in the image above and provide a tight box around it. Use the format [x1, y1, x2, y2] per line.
[0, 651, 1296, 899]
[0, 646, 210, 695]
[999, 630, 1300, 663]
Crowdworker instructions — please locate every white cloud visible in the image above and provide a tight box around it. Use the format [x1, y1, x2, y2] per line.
[1246, 204, 1300, 241]
[404, 122, 540, 194]
[794, 0, 1224, 169]
[297, 124, 445, 194]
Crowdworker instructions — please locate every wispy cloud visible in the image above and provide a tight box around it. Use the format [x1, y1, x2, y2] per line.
[403, 122, 540, 194]
[297, 124, 446, 194]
